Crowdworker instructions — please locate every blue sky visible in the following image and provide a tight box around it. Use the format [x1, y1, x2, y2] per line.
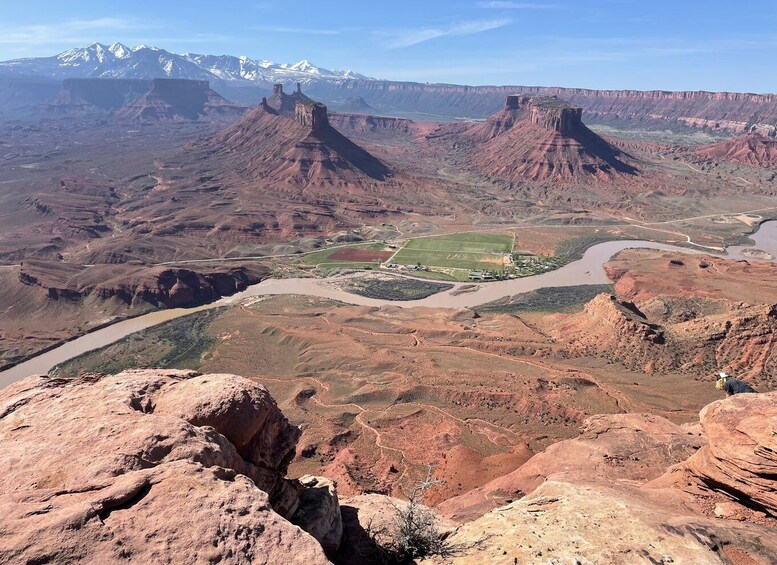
[1, 0, 776, 92]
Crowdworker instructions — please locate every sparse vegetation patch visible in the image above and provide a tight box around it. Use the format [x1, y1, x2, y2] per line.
[340, 274, 453, 301]
[476, 284, 614, 314]
[52, 308, 224, 377]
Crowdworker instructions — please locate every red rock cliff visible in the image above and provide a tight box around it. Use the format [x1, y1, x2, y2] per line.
[295, 100, 329, 130]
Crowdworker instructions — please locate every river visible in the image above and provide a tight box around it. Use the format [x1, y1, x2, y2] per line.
[2, 221, 776, 388]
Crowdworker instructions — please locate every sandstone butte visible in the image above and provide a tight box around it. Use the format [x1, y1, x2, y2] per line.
[203, 83, 392, 188]
[44, 77, 247, 122]
[0, 369, 775, 564]
[464, 94, 639, 183]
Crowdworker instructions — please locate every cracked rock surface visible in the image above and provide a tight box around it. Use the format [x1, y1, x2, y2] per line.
[0, 369, 339, 563]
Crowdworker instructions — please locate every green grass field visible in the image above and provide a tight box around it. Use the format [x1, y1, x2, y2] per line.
[391, 232, 514, 272]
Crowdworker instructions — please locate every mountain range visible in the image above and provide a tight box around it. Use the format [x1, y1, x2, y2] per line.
[2, 43, 777, 135]
[0, 42, 372, 83]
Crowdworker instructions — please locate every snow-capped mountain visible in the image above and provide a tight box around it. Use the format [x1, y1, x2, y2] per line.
[0, 43, 374, 83]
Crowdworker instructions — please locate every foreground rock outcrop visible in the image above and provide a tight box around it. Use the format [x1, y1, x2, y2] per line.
[425, 479, 774, 565]
[425, 393, 777, 565]
[652, 391, 777, 517]
[438, 412, 705, 522]
[0, 370, 342, 563]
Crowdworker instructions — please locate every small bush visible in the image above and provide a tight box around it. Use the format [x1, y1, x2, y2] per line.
[367, 467, 464, 564]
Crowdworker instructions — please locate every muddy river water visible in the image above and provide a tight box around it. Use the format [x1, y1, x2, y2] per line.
[2, 221, 776, 387]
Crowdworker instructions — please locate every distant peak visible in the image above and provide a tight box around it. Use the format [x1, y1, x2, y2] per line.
[109, 42, 131, 58]
[288, 60, 317, 71]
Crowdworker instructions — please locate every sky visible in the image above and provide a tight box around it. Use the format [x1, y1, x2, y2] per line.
[1, 0, 776, 92]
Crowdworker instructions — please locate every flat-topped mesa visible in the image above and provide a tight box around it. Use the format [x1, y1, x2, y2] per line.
[44, 78, 152, 114]
[530, 103, 582, 133]
[504, 94, 583, 133]
[151, 77, 210, 93]
[295, 100, 329, 130]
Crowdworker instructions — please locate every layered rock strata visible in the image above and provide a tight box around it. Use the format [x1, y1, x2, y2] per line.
[465, 95, 639, 182]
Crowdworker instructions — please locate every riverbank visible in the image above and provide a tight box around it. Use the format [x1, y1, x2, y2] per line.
[2, 221, 776, 388]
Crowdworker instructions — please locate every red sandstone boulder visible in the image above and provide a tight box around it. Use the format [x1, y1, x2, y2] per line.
[292, 475, 343, 555]
[651, 391, 777, 517]
[0, 369, 341, 562]
[153, 373, 301, 474]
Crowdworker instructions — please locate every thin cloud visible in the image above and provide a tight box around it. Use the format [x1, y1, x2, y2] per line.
[0, 18, 138, 45]
[252, 25, 340, 35]
[477, 2, 558, 8]
[378, 19, 510, 49]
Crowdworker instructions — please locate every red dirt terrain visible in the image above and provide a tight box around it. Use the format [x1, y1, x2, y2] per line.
[2, 80, 777, 374]
[49, 289, 777, 563]
[695, 132, 777, 168]
[539, 249, 777, 386]
[61, 275, 763, 503]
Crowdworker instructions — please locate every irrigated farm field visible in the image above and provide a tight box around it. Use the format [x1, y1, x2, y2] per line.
[390, 233, 514, 277]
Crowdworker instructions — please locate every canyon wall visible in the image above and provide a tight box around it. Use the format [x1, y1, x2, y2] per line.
[303, 80, 777, 134]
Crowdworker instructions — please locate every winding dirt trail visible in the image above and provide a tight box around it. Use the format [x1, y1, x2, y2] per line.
[252, 373, 413, 484]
